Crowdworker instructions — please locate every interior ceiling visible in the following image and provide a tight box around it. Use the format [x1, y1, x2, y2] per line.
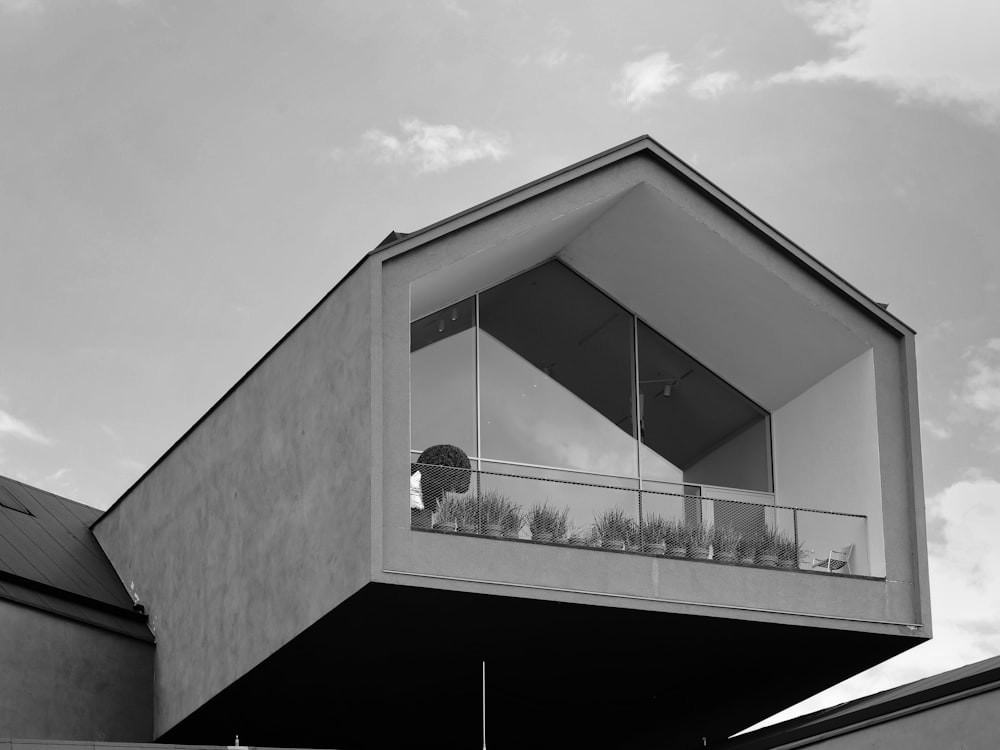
[161, 582, 917, 750]
[409, 181, 870, 412]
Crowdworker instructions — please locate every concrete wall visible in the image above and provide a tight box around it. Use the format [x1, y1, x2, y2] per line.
[773, 349, 884, 577]
[685, 419, 771, 492]
[790, 688, 1000, 749]
[374, 152, 928, 639]
[0, 601, 153, 741]
[93, 262, 375, 738]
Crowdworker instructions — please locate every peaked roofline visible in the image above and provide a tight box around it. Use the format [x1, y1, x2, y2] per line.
[370, 133, 915, 336]
[94, 134, 915, 526]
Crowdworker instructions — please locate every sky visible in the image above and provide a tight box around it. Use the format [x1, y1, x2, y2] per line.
[2, 0, 1000, 732]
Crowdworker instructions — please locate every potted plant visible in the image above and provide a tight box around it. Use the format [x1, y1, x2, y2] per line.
[758, 527, 780, 566]
[641, 514, 669, 555]
[686, 520, 712, 559]
[593, 507, 631, 550]
[527, 502, 569, 543]
[777, 533, 803, 569]
[456, 495, 479, 534]
[664, 520, 687, 557]
[737, 535, 757, 566]
[433, 495, 461, 533]
[500, 500, 524, 538]
[567, 524, 590, 545]
[480, 489, 512, 537]
[712, 525, 742, 563]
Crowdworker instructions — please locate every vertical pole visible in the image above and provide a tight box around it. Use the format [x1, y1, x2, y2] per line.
[482, 660, 487, 750]
[475, 294, 482, 528]
[633, 314, 643, 536]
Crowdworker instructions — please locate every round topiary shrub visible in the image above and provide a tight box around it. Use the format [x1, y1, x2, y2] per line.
[416, 444, 471, 508]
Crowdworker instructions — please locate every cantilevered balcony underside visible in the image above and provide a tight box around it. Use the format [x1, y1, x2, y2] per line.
[160, 583, 918, 750]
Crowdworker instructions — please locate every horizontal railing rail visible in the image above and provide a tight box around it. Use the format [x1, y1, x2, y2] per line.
[410, 460, 869, 576]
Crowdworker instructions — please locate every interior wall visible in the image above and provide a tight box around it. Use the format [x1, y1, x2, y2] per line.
[772, 349, 884, 577]
[684, 419, 771, 492]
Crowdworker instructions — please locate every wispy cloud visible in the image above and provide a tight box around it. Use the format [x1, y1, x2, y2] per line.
[0, 409, 49, 444]
[613, 51, 683, 111]
[688, 70, 740, 100]
[361, 119, 510, 173]
[776, 0, 1000, 123]
[950, 339, 1000, 450]
[0, 0, 41, 13]
[921, 418, 952, 441]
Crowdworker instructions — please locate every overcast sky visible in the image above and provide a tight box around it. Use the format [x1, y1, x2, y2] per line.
[2, 0, 1000, 731]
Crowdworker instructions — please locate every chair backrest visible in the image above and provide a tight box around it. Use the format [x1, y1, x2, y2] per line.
[829, 544, 854, 572]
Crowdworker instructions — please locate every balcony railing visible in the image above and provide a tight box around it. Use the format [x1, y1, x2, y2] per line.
[410, 461, 869, 576]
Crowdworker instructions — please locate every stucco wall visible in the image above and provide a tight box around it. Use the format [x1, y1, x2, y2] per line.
[0, 601, 152, 741]
[93, 261, 374, 737]
[773, 349, 884, 577]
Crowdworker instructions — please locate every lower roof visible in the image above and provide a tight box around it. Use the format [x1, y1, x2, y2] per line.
[0, 474, 151, 641]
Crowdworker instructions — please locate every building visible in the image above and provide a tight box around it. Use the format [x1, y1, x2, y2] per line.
[1, 136, 931, 749]
[717, 654, 1000, 750]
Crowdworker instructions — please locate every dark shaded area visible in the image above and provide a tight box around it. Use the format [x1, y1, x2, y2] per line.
[479, 260, 636, 441]
[160, 583, 917, 750]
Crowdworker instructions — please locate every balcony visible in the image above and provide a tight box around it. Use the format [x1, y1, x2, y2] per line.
[410, 459, 869, 577]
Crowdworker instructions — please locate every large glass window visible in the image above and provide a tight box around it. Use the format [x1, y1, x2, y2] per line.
[478, 262, 637, 477]
[410, 296, 477, 458]
[409, 261, 771, 495]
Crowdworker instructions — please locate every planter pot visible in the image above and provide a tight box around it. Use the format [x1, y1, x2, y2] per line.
[778, 558, 797, 569]
[434, 520, 458, 533]
[715, 551, 737, 563]
[688, 545, 710, 560]
[625, 542, 640, 552]
[758, 553, 778, 567]
[668, 545, 687, 557]
[503, 527, 521, 539]
[532, 531, 554, 543]
[458, 521, 478, 534]
[644, 542, 667, 555]
[739, 556, 756, 566]
[601, 537, 625, 550]
[484, 522, 503, 537]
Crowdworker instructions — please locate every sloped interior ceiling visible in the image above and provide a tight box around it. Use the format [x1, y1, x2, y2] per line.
[409, 190, 625, 320]
[409, 179, 869, 412]
[559, 182, 869, 411]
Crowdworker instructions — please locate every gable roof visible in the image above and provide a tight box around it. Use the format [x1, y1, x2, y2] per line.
[372, 134, 914, 336]
[720, 655, 1000, 749]
[0, 474, 151, 641]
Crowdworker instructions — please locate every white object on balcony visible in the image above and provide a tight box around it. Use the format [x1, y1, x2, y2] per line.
[410, 471, 424, 511]
[811, 544, 854, 574]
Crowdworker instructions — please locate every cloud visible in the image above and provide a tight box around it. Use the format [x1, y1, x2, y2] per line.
[0, 0, 41, 12]
[0, 409, 49, 444]
[744, 476, 1000, 733]
[921, 418, 952, 441]
[361, 119, 510, 173]
[613, 51, 683, 111]
[776, 0, 1000, 122]
[951, 339, 1000, 450]
[688, 71, 740, 100]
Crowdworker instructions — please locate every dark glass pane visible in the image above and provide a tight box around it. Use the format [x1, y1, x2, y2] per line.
[410, 297, 477, 459]
[637, 320, 771, 492]
[478, 262, 638, 476]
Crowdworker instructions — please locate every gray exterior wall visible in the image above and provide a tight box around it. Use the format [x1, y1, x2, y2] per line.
[93, 261, 375, 738]
[0, 601, 153, 741]
[374, 151, 929, 639]
[790, 688, 1000, 749]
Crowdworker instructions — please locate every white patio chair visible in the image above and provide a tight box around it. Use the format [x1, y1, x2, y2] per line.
[811, 544, 854, 574]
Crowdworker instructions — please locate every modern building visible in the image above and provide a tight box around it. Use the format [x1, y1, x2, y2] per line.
[717, 654, 1000, 750]
[1, 136, 931, 749]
